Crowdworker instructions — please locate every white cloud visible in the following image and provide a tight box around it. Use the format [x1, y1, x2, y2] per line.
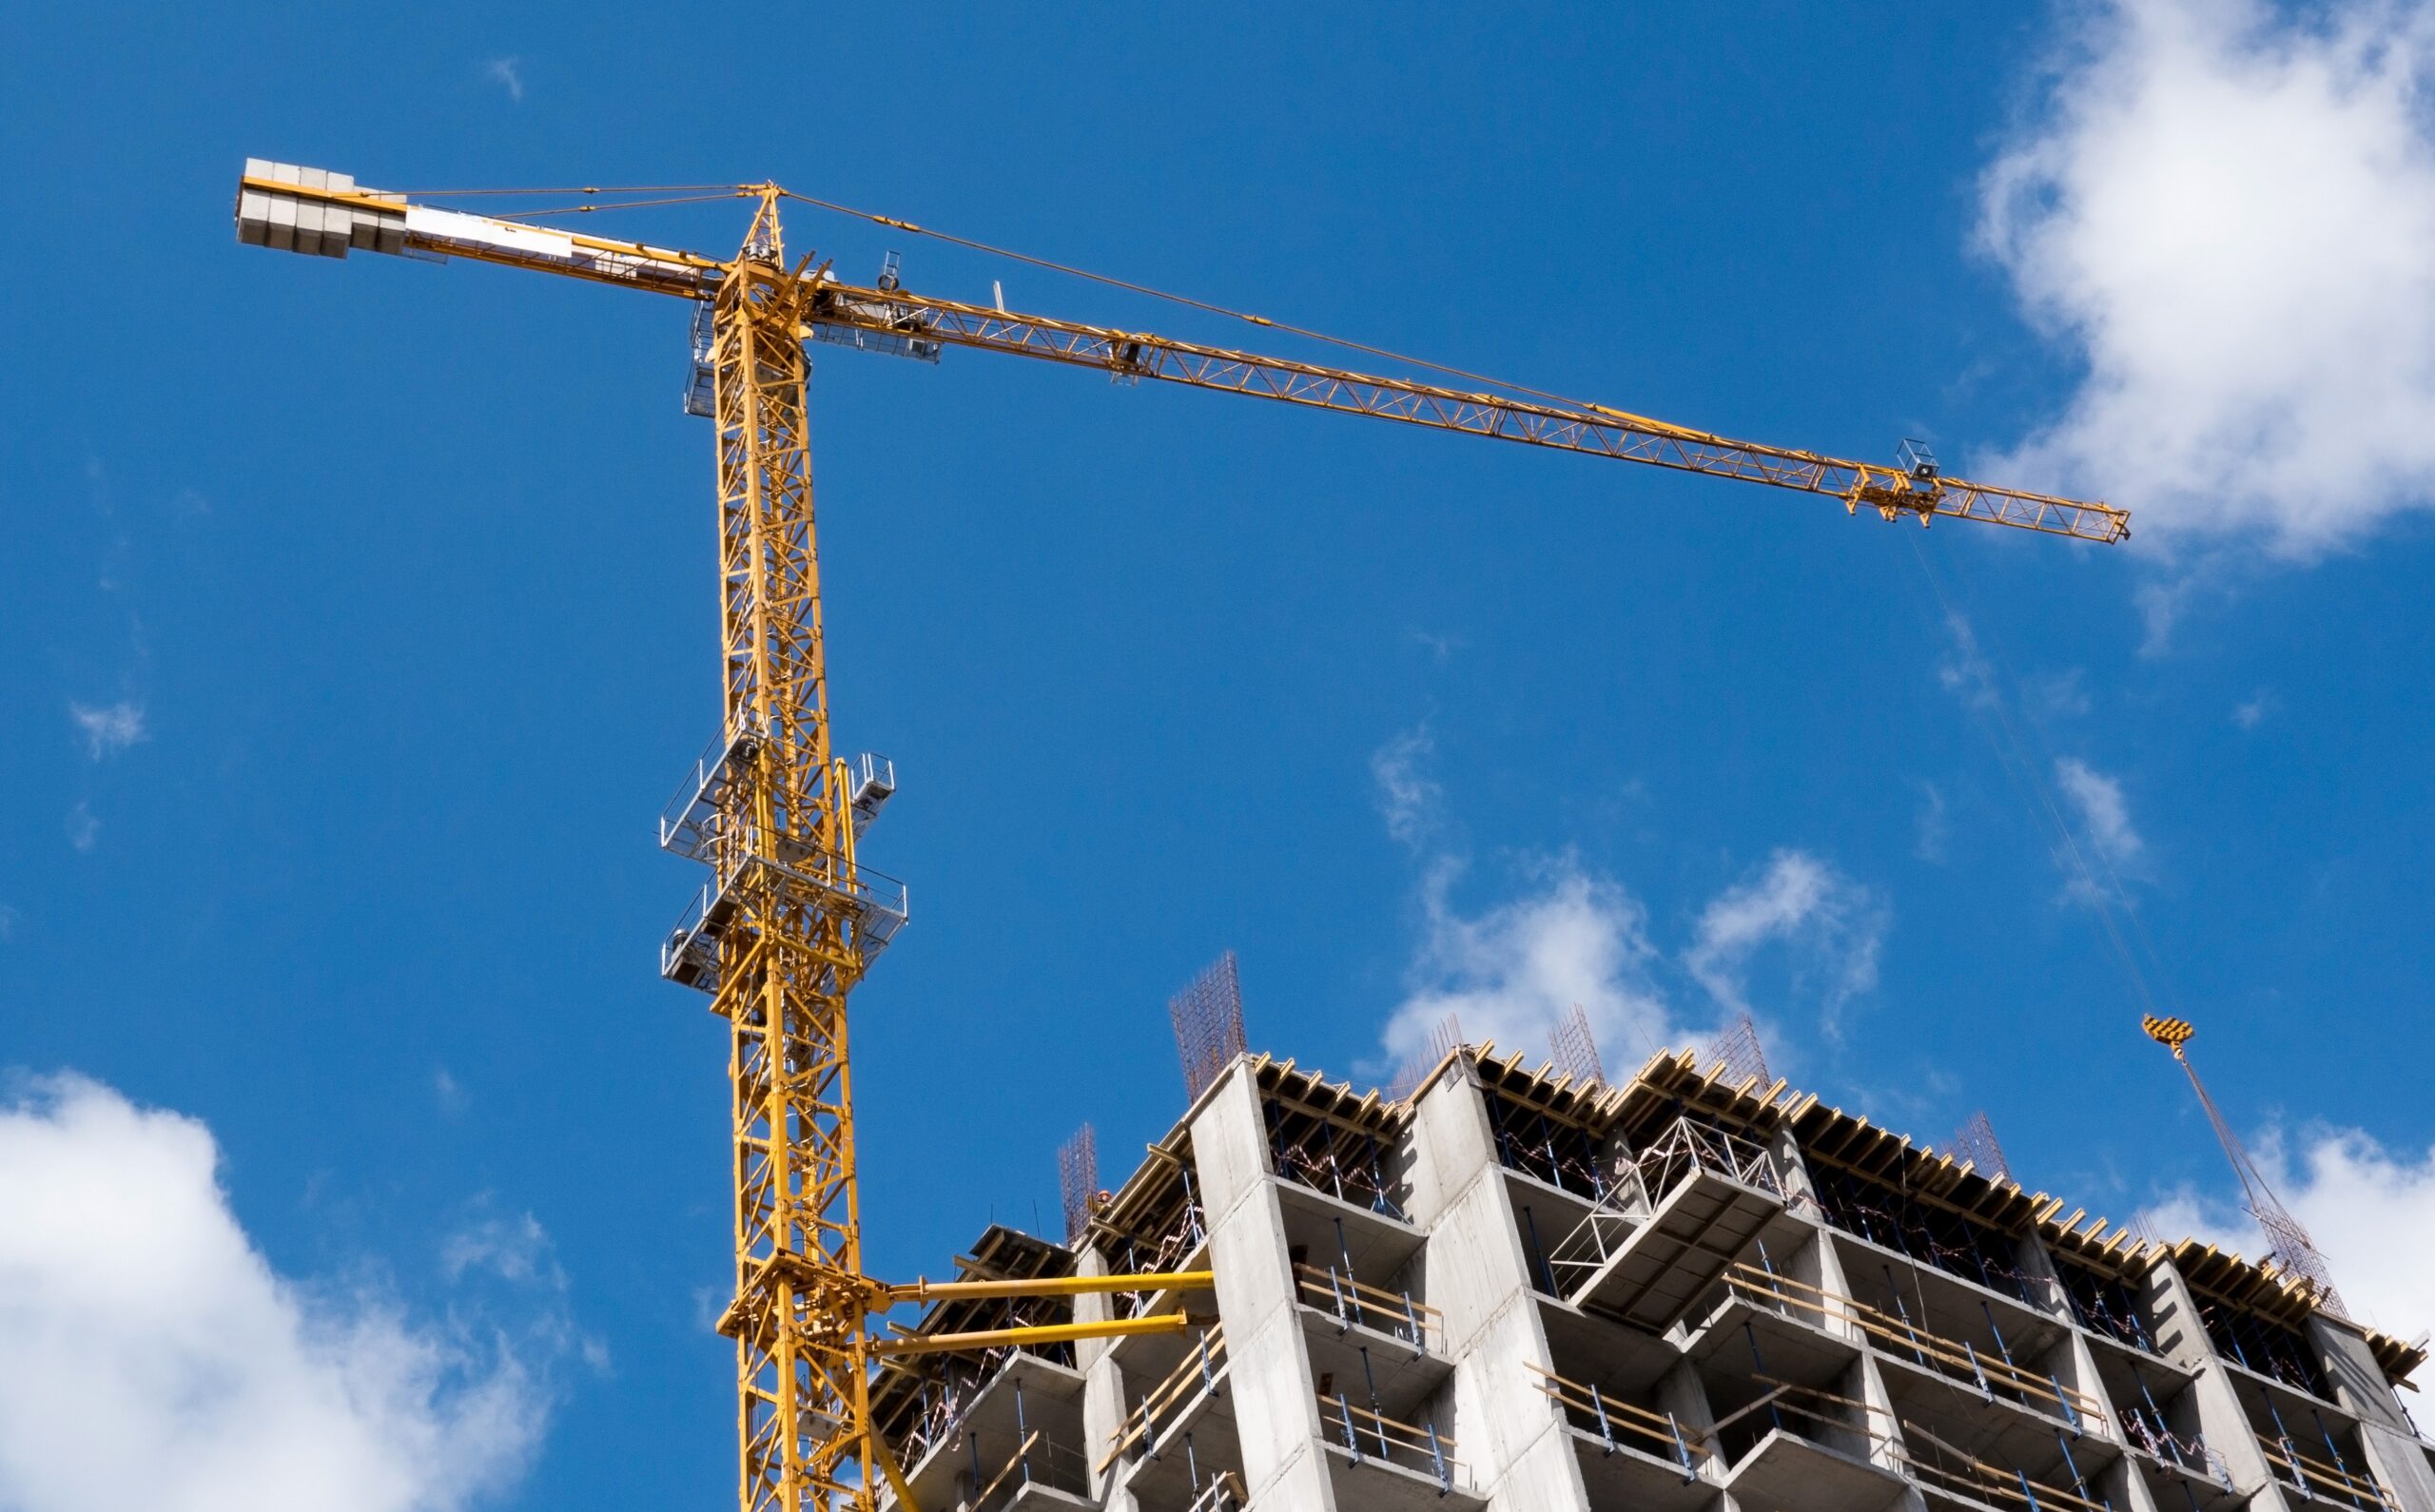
[1380, 857, 1685, 1070]
[485, 57, 524, 103]
[1914, 782, 1951, 864]
[1370, 726, 1443, 850]
[1685, 850, 1887, 1038]
[434, 1067, 467, 1117]
[2234, 688, 2273, 729]
[0, 1076, 551, 1512]
[441, 1212, 555, 1286]
[2144, 1125, 2435, 1341]
[64, 804, 99, 853]
[1981, 0, 2435, 556]
[0, 905, 17, 941]
[68, 701, 146, 759]
[2054, 756, 2147, 886]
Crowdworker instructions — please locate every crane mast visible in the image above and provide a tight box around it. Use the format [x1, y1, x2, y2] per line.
[234, 161, 2129, 1512]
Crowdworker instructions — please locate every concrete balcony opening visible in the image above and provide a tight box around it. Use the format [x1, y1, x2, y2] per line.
[2243, 1395, 2394, 1512]
[887, 1352, 1089, 1512]
[1545, 1117, 1787, 1334]
[1262, 1072, 1414, 1223]
[1315, 1386, 1482, 1509]
[2085, 1343, 2236, 1511]
[1281, 1181, 1440, 1367]
[1533, 1307, 1715, 1512]
[1825, 1234, 2087, 1422]
[1705, 1379, 1913, 1512]
[1880, 1369, 2119, 1512]
[1101, 1325, 1243, 1509]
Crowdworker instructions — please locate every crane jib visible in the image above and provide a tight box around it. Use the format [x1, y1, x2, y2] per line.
[234, 163, 2126, 544]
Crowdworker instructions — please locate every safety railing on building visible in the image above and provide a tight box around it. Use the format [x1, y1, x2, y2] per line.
[1110, 1196, 1209, 1321]
[2256, 1431, 2399, 1512]
[1180, 1470, 1249, 1512]
[1714, 1376, 2114, 1512]
[964, 1429, 1094, 1512]
[1722, 1262, 2111, 1436]
[1294, 1264, 1442, 1353]
[1545, 1117, 1783, 1292]
[1528, 1362, 1706, 1478]
[2118, 1402, 2228, 1483]
[1317, 1390, 1465, 1495]
[1267, 1099, 1407, 1220]
[1100, 1327, 1229, 1470]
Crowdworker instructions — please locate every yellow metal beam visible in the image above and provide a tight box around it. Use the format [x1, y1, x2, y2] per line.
[883, 1270, 1212, 1305]
[869, 1312, 1196, 1359]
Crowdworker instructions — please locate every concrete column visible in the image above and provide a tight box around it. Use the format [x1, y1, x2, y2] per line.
[2148, 1258, 2293, 1512]
[2017, 1236, 2127, 1450]
[2308, 1317, 2435, 1512]
[1191, 1063, 1337, 1512]
[1405, 1062, 1590, 1512]
[1075, 1244, 1141, 1510]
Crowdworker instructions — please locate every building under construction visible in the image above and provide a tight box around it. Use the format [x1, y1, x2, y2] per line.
[870, 978, 2434, 1512]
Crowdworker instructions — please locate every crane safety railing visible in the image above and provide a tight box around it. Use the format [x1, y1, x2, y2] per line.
[1545, 1116, 1783, 1290]
[1716, 1377, 2114, 1512]
[2256, 1431, 2399, 1512]
[1100, 1327, 1229, 1471]
[1295, 1264, 1443, 1353]
[1318, 1390, 1465, 1494]
[1722, 1263, 2110, 1436]
[961, 1428, 1094, 1512]
[1527, 1361, 1707, 1477]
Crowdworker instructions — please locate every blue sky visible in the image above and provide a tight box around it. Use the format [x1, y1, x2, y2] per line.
[9, 0, 2435, 1505]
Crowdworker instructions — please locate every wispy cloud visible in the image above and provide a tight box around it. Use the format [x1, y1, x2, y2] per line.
[68, 700, 146, 759]
[442, 1212, 558, 1287]
[0, 1075, 555, 1508]
[2054, 756, 2146, 890]
[65, 804, 99, 853]
[1370, 726, 1443, 851]
[2233, 689, 2273, 729]
[1980, 0, 2435, 557]
[1380, 855, 1682, 1070]
[485, 56, 525, 103]
[1913, 782, 1951, 864]
[1685, 850, 1888, 1040]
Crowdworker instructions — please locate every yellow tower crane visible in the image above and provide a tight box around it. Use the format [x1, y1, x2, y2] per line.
[233, 161, 2130, 1512]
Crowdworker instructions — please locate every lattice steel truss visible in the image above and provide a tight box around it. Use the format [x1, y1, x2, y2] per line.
[704, 192, 885, 1512]
[1169, 951, 1247, 1101]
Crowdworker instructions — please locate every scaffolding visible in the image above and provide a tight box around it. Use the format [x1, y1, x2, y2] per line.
[1171, 952, 1248, 1101]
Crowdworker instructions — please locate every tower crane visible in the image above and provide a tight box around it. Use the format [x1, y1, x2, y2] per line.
[233, 161, 2130, 1512]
